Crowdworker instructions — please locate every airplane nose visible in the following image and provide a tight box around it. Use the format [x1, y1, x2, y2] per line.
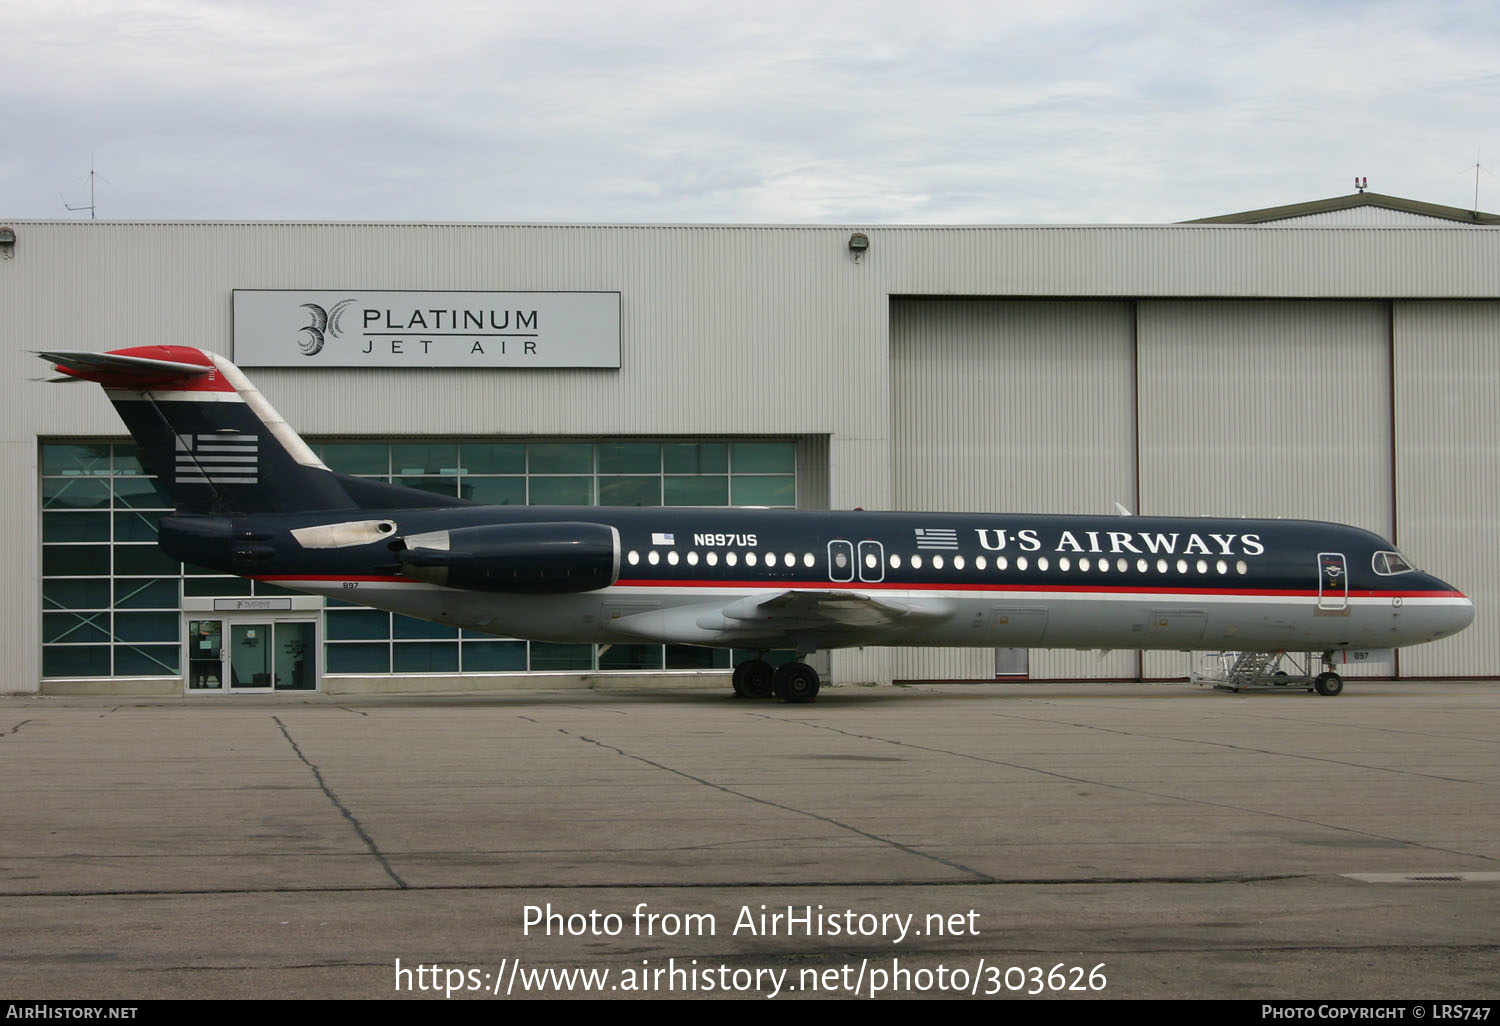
[1425, 576, 1474, 639]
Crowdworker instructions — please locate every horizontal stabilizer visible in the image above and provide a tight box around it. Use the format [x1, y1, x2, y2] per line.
[36, 348, 216, 388]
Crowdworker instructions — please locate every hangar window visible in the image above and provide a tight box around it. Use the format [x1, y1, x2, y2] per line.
[41, 438, 801, 684]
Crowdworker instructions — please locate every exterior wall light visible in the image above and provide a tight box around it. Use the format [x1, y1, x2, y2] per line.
[848, 232, 869, 263]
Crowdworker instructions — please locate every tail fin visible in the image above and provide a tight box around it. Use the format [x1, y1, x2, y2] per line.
[39, 346, 461, 515]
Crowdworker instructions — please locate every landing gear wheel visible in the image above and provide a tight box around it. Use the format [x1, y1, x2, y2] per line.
[1314, 671, 1344, 697]
[732, 659, 775, 699]
[772, 661, 820, 704]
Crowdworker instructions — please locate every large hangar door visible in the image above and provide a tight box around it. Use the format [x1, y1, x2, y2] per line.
[1136, 300, 1394, 679]
[1393, 301, 1499, 678]
[890, 299, 1138, 682]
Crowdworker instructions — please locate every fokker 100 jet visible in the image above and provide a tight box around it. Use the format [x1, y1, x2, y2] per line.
[38, 346, 1474, 702]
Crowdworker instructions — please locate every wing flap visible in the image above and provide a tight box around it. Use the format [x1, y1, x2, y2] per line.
[697, 589, 949, 633]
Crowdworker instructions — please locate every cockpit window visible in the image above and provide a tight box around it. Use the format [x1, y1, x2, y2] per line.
[1373, 550, 1417, 575]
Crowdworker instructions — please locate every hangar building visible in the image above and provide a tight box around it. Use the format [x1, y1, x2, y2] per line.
[3, 191, 1496, 695]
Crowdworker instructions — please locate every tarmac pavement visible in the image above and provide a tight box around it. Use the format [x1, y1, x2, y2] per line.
[1, 680, 1497, 1000]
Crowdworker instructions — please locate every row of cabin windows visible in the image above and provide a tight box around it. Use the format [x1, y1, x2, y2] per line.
[625, 548, 1253, 576]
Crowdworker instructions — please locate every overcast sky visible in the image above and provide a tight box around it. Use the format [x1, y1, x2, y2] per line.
[4, 0, 1497, 224]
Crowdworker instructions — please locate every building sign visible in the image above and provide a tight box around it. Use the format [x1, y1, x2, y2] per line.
[233, 290, 620, 368]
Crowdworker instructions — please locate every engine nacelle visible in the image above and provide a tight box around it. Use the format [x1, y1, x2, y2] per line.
[398, 522, 620, 594]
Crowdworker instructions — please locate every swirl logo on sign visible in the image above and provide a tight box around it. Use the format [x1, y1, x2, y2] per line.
[297, 299, 355, 356]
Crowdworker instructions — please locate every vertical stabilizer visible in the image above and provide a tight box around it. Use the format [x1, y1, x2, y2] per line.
[40, 346, 355, 515]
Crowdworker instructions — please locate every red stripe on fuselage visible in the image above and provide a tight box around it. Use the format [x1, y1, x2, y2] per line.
[252, 573, 1463, 600]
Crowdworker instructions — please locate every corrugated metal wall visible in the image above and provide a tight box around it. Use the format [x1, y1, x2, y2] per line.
[1392, 301, 1500, 677]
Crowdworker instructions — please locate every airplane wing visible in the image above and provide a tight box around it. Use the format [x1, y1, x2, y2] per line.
[694, 589, 952, 636]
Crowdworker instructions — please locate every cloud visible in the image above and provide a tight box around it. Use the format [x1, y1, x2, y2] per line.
[3, 0, 1498, 222]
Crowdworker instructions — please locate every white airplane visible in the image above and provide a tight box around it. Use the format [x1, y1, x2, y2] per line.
[39, 345, 1475, 702]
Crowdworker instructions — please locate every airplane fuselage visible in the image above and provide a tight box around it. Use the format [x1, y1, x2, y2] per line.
[159, 505, 1471, 655]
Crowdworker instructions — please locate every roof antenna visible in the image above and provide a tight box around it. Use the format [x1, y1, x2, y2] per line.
[1460, 149, 1493, 215]
[62, 156, 107, 220]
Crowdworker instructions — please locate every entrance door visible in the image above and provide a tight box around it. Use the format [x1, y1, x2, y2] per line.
[187, 620, 224, 690]
[187, 618, 318, 692]
[1318, 552, 1348, 611]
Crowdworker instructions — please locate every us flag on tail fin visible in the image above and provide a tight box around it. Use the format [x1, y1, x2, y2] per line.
[175, 433, 259, 485]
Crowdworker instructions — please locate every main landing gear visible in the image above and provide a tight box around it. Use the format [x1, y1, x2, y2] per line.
[731, 657, 820, 703]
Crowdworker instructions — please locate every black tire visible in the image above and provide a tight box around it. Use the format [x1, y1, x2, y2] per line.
[773, 661, 820, 704]
[732, 659, 775, 699]
[1314, 671, 1344, 697]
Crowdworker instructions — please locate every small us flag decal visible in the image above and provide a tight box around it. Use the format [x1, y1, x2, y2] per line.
[914, 527, 958, 550]
[175, 433, 259, 485]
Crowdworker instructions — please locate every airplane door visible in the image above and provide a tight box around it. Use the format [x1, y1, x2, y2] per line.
[1318, 552, 1348, 611]
[857, 540, 885, 583]
[827, 540, 855, 583]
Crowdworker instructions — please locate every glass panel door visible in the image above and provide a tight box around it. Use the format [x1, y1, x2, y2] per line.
[187, 619, 224, 690]
[229, 622, 273, 689]
[273, 621, 316, 690]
